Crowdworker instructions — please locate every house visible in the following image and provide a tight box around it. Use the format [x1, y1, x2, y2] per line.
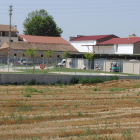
[0, 24, 18, 47]
[96, 37, 140, 55]
[69, 34, 119, 53]
[0, 35, 78, 58]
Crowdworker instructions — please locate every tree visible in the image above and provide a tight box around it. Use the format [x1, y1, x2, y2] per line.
[62, 51, 71, 59]
[23, 9, 63, 37]
[44, 50, 54, 68]
[84, 53, 94, 75]
[25, 47, 39, 74]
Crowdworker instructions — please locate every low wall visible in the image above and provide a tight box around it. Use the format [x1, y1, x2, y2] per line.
[0, 74, 140, 84]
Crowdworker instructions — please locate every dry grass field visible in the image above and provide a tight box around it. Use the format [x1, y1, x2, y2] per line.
[0, 79, 140, 140]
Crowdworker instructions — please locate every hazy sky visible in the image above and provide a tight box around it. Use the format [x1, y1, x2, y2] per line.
[1, 0, 140, 41]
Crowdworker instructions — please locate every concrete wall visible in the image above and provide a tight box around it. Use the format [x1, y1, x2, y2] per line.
[123, 61, 139, 74]
[0, 74, 140, 84]
[66, 58, 88, 69]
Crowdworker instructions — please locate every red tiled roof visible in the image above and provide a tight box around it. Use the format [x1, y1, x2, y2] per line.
[97, 37, 140, 45]
[18, 35, 70, 45]
[70, 34, 118, 41]
[1, 42, 79, 52]
[0, 25, 19, 32]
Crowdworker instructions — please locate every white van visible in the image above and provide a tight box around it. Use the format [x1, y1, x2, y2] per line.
[56, 59, 66, 67]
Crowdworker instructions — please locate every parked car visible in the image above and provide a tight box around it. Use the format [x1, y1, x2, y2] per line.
[18, 58, 33, 65]
[56, 59, 66, 67]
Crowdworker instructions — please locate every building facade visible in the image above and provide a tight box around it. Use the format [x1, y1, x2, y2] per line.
[0, 25, 18, 47]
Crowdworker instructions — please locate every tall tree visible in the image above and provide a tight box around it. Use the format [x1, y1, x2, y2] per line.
[23, 9, 63, 37]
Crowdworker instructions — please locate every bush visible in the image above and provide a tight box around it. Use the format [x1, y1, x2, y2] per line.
[89, 77, 103, 84]
[94, 78, 103, 83]
[78, 77, 89, 84]
[93, 87, 97, 91]
[106, 75, 118, 81]
[70, 77, 79, 84]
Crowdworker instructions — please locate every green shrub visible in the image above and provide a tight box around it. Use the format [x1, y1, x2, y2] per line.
[93, 87, 97, 91]
[94, 78, 103, 83]
[113, 75, 118, 80]
[89, 77, 103, 84]
[25, 87, 43, 93]
[106, 75, 118, 81]
[70, 77, 79, 84]
[78, 77, 88, 84]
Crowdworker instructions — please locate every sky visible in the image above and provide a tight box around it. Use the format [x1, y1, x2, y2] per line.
[1, 0, 140, 41]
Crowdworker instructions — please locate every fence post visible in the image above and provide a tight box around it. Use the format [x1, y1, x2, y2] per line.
[59, 65, 60, 75]
[119, 60, 120, 76]
[8, 58, 9, 74]
[133, 61, 134, 76]
[26, 58, 27, 74]
[43, 59, 44, 74]
[105, 60, 106, 76]
[75, 56, 76, 75]
[90, 60, 91, 75]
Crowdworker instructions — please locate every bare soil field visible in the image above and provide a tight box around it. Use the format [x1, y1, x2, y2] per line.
[0, 79, 140, 140]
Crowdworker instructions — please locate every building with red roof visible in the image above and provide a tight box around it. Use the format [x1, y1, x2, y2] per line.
[95, 36, 140, 54]
[0, 34, 78, 58]
[69, 34, 119, 53]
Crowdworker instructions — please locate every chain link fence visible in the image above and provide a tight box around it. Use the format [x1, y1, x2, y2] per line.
[0, 57, 139, 76]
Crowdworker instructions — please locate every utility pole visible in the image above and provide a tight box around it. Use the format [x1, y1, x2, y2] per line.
[9, 5, 13, 58]
[8, 5, 13, 73]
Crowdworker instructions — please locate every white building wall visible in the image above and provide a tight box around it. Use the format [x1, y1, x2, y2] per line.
[70, 40, 96, 52]
[93, 44, 134, 54]
[115, 44, 133, 54]
[93, 45, 115, 54]
[0, 37, 18, 47]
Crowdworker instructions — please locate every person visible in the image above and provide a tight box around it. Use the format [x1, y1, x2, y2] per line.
[114, 62, 117, 67]
[69, 61, 72, 68]
[83, 65, 86, 70]
[96, 63, 99, 70]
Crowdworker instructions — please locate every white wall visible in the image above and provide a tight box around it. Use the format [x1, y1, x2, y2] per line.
[93, 44, 134, 54]
[115, 44, 133, 54]
[0, 37, 18, 47]
[93, 45, 115, 54]
[70, 40, 96, 52]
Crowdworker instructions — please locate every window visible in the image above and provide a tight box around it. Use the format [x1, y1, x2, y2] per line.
[57, 55, 60, 58]
[10, 40, 13, 42]
[14, 53, 16, 56]
[23, 54, 25, 57]
[2, 32, 5, 36]
[116, 45, 118, 52]
[41, 54, 43, 57]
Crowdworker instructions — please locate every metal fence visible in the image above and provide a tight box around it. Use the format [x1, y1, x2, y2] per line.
[0, 57, 139, 76]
